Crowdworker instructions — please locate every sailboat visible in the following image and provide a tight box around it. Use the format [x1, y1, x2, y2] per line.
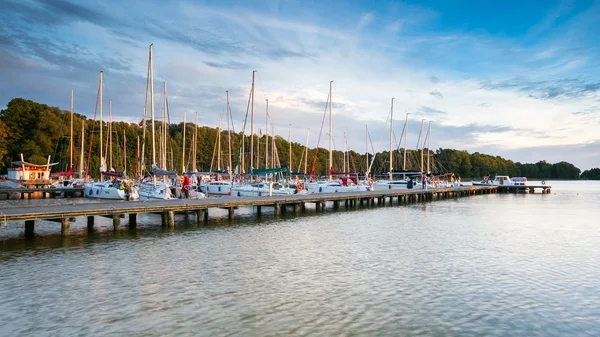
[373, 101, 419, 190]
[138, 44, 175, 200]
[230, 71, 296, 197]
[200, 94, 233, 195]
[50, 90, 85, 189]
[306, 81, 367, 194]
[84, 72, 135, 200]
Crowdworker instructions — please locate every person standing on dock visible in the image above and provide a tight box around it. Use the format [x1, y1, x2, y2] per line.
[183, 174, 191, 199]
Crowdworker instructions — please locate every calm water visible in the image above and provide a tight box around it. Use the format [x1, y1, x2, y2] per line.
[1, 181, 599, 336]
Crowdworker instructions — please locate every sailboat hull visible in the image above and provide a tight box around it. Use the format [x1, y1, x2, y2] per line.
[84, 183, 128, 200]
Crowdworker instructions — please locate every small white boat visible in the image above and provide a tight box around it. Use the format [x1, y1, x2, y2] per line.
[200, 180, 232, 195]
[231, 182, 296, 197]
[138, 181, 173, 200]
[84, 181, 134, 200]
[472, 175, 529, 192]
[306, 180, 368, 194]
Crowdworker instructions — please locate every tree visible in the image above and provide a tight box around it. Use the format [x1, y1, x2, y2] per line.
[580, 168, 600, 180]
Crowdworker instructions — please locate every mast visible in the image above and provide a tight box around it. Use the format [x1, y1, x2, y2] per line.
[271, 123, 275, 168]
[69, 89, 74, 174]
[123, 129, 127, 175]
[80, 120, 84, 178]
[226, 93, 232, 176]
[389, 98, 394, 181]
[99, 71, 103, 180]
[304, 128, 309, 174]
[343, 133, 346, 173]
[194, 111, 199, 172]
[250, 70, 256, 174]
[420, 119, 424, 173]
[162, 82, 167, 169]
[217, 116, 221, 171]
[403, 112, 409, 171]
[329, 80, 333, 181]
[427, 121, 432, 173]
[265, 99, 269, 170]
[288, 124, 292, 172]
[136, 136, 140, 177]
[365, 125, 368, 177]
[141, 44, 151, 177]
[109, 99, 113, 170]
[150, 44, 156, 168]
[182, 110, 187, 173]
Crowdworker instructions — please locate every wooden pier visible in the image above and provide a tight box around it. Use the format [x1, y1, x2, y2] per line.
[0, 187, 85, 200]
[0, 186, 504, 239]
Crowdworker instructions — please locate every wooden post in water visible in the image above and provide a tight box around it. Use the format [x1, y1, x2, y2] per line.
[228, 207, 235, 220]
[167, 211, 175, 227]
[87, 216, 94, 231]
[129, 214, 137, 228]
[25, 220, 35, 239]
[61, 218, 70, 236]
[274, 203, 281, 215]
[256, 206, 262, 216]
[113, 214, 121, 231]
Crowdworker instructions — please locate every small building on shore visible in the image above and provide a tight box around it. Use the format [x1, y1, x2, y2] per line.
[7, 155, 58, 182]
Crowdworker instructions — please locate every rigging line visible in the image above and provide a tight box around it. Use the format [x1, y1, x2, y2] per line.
[256, 71, 269, 103]
[309, 92, 330, 175]
[85, 83, 101, 177]
[367, 114, 390, 174]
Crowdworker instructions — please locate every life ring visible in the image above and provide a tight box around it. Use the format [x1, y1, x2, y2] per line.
[541, 180, 546, 185]
[296, 182, 304, 191]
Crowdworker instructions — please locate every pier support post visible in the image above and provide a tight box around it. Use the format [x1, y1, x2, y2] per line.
[129, 214, 137, 228]
[113, 214, 121, 231]
[25, 220, 35, 239]
[293, 204, 299, 214]
[333, 201, 339, 210]
[228, 207, 235, 220]
[321, 201, 326, 211]
[315, 201, 321, 211]
[301, 202, 306, 211]
[61, 218, 70, 236]
[274, 203, 281, 215]
[167, 211, 175, 227]
[256, 206, 262, 216]
[87, 216, 94, 231]
[195, 209, 205, 225]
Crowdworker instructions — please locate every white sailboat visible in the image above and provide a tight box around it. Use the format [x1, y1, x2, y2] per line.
[200, 91, 233, 195]
[373, 101, 416, 190]
[138, 44, 174, 201]
[84, 72, 133, 200]
[306, 81, 367, 194]
[230, 71, 295, 197]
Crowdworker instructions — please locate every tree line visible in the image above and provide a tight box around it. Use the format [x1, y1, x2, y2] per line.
[0, 98, 596, 180]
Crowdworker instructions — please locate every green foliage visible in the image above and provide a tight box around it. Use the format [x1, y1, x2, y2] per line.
[0, 98, 586, 180]
[580, 168, 600, 180]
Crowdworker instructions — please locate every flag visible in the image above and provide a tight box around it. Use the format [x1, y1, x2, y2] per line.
[138, 119, 144, 128]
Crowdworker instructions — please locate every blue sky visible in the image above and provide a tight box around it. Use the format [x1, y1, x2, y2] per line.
[1, 0, 599, 169]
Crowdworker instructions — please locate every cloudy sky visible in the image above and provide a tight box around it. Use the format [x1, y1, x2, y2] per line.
[1, 0, 599, 169]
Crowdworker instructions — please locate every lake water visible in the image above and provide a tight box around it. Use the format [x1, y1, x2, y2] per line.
[1, 181, 599, 336]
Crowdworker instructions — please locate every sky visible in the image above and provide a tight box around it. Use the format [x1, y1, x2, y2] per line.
[0, 0, 599, 170]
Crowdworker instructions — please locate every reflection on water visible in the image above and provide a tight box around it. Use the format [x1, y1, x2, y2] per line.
[1, 181, 600, 336]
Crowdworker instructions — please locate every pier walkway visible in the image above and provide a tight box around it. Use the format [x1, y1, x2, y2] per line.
[1, 186, 500, 238]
